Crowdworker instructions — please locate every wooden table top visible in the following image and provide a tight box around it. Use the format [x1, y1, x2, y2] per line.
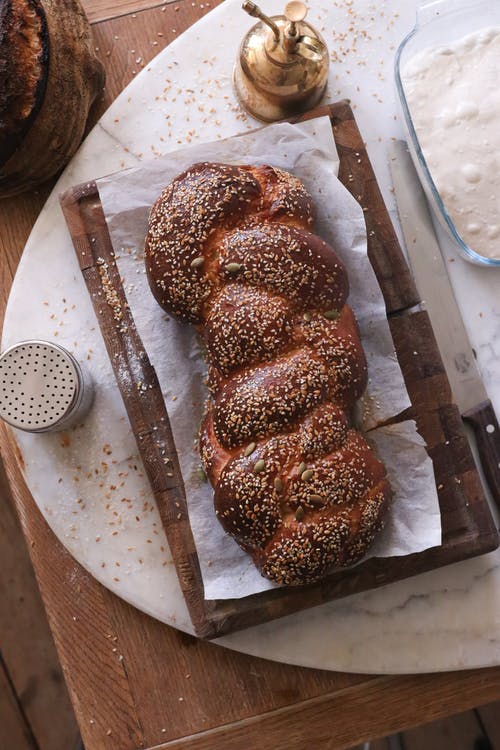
[2, 2, 500, 749]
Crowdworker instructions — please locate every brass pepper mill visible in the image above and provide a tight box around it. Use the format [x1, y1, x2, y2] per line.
[233, 0, 329, 122]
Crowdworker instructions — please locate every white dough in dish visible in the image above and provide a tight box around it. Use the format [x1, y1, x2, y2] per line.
[403, 27, 500, 260]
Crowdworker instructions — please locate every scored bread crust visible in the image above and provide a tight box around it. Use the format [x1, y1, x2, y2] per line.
[145, 162, 391, 585]
[0, 0, 49, 165]
[0, 0, 104, 196]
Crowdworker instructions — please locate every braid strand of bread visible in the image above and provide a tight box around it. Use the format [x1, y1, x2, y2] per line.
[145, 162, 391, 585]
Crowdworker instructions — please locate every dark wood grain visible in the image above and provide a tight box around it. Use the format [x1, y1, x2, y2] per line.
[475, 702, 500, 748]
[60, 182, 214, 638]
[463, 400, 500, 511]
[0, 457, 79, 750]
[402, 710, 484, 750]
[299, 102, 420, 314]
[144, 669, 500, 750]
[0, 423, 146, 750]
[0, 655, 37, 750]
[3, 4, 500, 750]
[59, 103, 498, 639]
[82, 0, 182, 23]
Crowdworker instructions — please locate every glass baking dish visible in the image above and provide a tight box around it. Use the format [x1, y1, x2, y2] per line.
[395, 0, 500, 267]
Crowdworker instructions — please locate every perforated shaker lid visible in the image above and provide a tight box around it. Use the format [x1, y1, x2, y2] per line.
[0, 341, 82, 432]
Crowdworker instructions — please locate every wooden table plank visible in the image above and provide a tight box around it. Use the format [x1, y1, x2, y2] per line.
[90, 0, 214, 107]
[402, 710, 485, 750]
[81, 0, 188, 25]
[0, 458, 79, 750]
[146, 669, 500, 750]
[0, 426, 145, 750]
[475, 702, 500, 747]
[0, 655, 37, 750]
[2, 3, 500, 750]
[100, 586, 368, 743]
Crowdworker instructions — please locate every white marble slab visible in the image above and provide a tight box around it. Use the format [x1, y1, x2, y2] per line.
[3, 0, 500, 673]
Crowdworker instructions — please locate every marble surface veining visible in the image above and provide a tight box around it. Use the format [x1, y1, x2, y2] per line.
[3, 0, 500, 673]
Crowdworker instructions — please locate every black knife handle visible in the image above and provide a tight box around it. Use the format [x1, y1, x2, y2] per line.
[463, 399, 500, 512]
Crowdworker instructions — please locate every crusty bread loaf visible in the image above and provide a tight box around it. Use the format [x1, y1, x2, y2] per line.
[145, 162, 391, 585]
[0, 0, 104, 197]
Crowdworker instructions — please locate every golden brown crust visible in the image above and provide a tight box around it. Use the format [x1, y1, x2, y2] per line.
[258, 481, 389, 585]
[205, 284, 294, 377]
[217, 223, 347, 310]
[204, 405, 391, 584]
[0, 0, 48, 165]
[145, 162, 317, 322]
[146, 162, 391, 585]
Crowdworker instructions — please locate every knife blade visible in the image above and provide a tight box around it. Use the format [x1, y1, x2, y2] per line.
[390, 139, 500, 508]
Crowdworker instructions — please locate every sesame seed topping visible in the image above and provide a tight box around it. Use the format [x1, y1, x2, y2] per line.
[146, 162, 390, 585]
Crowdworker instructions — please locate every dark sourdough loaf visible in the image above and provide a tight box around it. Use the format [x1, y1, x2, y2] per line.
[145, 162, 392, 585]
[0, 0, 104, 197]
[0, 0, 48, 166]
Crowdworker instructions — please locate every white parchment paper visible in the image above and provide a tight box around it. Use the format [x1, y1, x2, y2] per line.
[96, 117, 442, 599]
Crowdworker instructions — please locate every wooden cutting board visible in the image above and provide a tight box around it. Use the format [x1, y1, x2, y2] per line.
[60, 101, 498, 638]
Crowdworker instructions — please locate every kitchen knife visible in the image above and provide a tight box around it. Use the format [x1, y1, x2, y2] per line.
[390, 139, 500, 508]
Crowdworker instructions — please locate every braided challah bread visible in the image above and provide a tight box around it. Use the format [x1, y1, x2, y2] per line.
[145, 162, 391, 585]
